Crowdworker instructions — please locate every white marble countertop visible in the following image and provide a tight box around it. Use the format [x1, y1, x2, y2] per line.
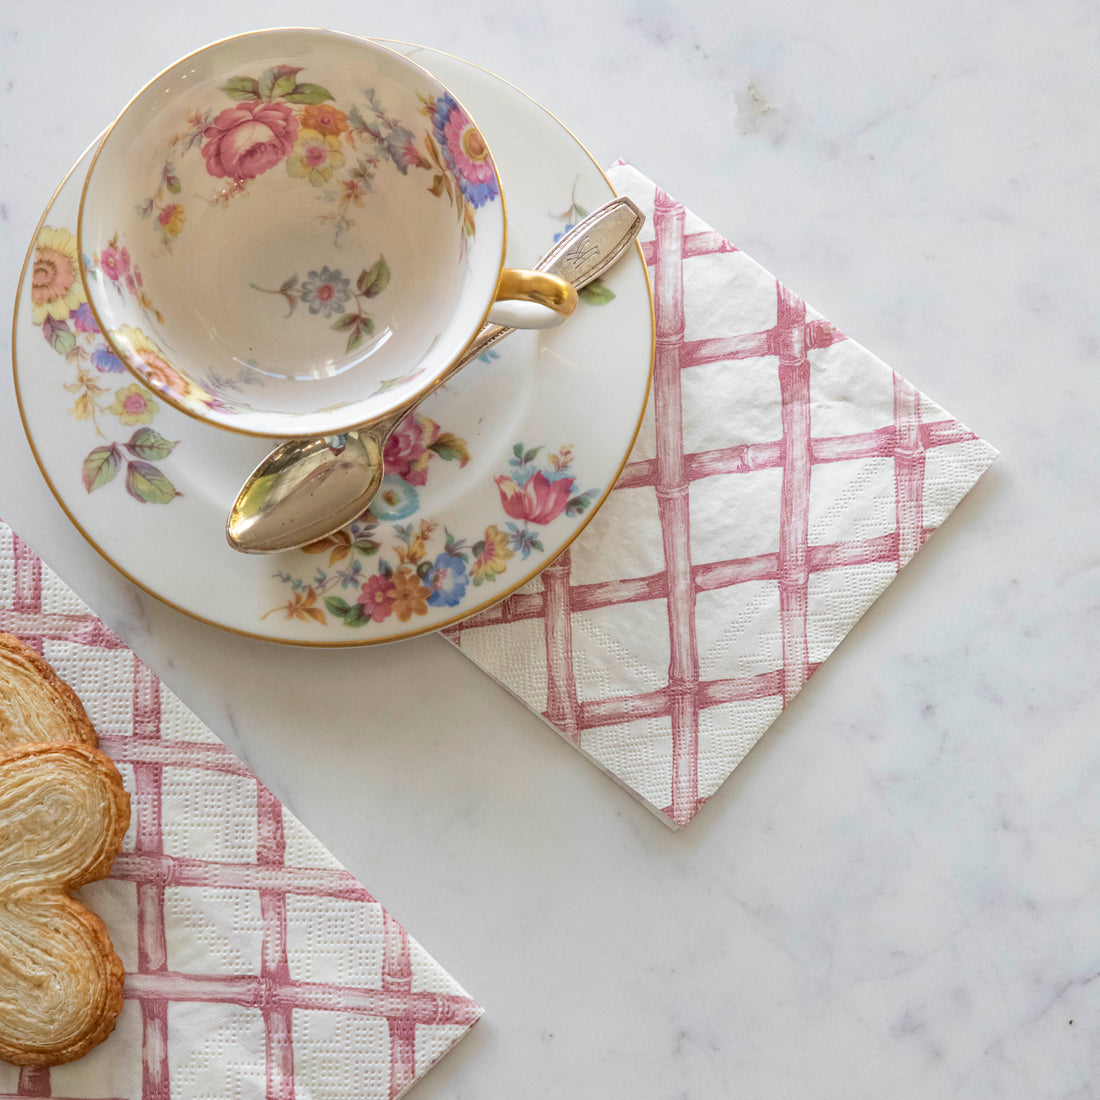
[2, 1, 1097, 1096]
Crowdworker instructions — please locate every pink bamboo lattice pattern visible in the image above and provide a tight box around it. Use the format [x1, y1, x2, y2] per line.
[444, 162, 997, 829]
[0, 519, 481, 1100]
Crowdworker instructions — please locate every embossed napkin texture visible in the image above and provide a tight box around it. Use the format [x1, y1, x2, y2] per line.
[0, 519, 482, 1100]
[444, 160, 998, 829]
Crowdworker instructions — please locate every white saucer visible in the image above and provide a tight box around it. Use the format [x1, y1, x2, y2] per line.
[13, 42, 653, 645]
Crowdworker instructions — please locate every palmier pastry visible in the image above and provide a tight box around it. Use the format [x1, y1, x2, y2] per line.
[0, 633, 96, 749]
[0, 742, 130, 1065]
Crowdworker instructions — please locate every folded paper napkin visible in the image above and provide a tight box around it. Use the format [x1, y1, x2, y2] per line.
[0, 519, 481, 1099]
[443, 161, 998, 829]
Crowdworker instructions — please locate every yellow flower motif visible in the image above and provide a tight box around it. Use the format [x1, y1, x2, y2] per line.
[286, 129, 346, 187]
[31, 226, 85, 323]
[156, 203, 186, 237]
[64, 368, 111, 422]
[471, 524, 514, 585]
[114, 325, 212, 409]
[109, 383, 158, 426]
[395, 519, 435, 566]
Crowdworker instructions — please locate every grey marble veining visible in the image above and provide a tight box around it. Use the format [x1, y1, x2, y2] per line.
[2, 1, 1098, 1097]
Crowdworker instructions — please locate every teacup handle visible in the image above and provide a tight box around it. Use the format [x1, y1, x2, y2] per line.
[488, 268, 578, 330]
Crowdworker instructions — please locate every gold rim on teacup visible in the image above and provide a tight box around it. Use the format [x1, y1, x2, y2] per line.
[77, 27, 576, 439]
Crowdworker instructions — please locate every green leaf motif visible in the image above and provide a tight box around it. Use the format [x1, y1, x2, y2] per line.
[357, 257, 390, 298]
[125, 427, 176, 461]
[125, 461, 178, 504]
[429, 432, 471, 466]
[332, 314, 374, 355]
[324, 596, 352, 617]
[51, 329, 77, 356]
[324, 595, 367, 626]
[375, 373, 417, 394]
[260, 68, 301, 101]
[353, 538, 380, 556]
[221, 76, 261, 101]
[565, 490, 598, 517]
[283, 83, 335, 105]
[82, 444, 122, 493]
[579, 280, 615, 306]
[165, 176, 182, 195]
[42, 315, 75, 356]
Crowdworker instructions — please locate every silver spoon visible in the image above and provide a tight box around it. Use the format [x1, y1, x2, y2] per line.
[226, 196, 646, 554]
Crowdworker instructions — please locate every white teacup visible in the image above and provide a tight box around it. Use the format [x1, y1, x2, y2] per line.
[77, 28, 576, 438]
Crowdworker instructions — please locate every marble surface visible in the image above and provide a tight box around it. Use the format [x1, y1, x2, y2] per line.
[1, 1, 1096, 1096]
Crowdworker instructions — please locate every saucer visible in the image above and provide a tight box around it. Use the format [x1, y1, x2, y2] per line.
[13, 41, 654, 646]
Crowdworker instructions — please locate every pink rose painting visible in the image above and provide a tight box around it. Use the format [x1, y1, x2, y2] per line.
[201, 100, 299, 181]
[384, 414, 441, 487]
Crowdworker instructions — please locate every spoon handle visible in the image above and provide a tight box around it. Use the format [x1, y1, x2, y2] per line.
[362, 195, 647, 433]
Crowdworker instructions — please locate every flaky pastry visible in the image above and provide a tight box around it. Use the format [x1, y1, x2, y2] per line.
[0, 634, 97, 750]
[0, 742, 130, 1065]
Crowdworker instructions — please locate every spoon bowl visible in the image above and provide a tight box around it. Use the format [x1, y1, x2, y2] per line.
[225, 432, 384, 554]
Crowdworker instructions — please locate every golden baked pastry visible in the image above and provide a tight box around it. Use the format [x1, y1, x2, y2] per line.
[0, 633, 96, 749]
[0, 742, 130, 1065]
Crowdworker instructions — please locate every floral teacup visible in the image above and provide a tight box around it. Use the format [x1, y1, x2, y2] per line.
[77, 28, 576, 438]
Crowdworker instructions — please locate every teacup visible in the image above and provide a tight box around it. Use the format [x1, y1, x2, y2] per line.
[77, 28, 576, 438]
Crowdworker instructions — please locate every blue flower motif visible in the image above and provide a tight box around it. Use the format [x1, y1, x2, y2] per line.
[336, 559, 364, 589]
[426, 550, 470, 607]
[430, 94, 499, 209]
[505, 522, 543, 560]
[301, 266, 351, 317]
[383, 124, 418, 174]
[553, 223, 575, 244]
[370, 474, 419, 521]
[91, 344, 124, 373]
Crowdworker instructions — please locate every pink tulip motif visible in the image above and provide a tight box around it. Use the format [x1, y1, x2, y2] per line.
[493, 443, 597, 558]
[494, 469, 574, 527]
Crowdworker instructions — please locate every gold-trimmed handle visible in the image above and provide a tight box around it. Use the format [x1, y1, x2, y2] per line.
[490, 268, 578, 329]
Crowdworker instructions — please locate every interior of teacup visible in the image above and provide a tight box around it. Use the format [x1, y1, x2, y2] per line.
[78, 28, 506, 437]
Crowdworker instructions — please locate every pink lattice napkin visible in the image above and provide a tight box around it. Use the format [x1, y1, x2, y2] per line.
[0, 518, 482, 1099]
[444, 160, 998, 829]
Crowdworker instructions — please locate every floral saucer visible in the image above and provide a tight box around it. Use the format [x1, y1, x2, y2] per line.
[13, 42, 654, 645]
